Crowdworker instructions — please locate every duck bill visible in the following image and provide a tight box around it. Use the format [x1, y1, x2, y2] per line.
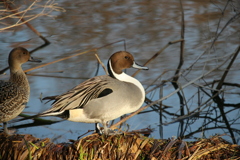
[28, 56, 42, 63]
[132, 61, 148, 70]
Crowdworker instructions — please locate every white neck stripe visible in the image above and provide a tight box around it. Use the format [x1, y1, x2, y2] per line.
[108, 59, 145, 97]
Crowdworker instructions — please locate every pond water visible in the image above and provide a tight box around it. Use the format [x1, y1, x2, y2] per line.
[0, 0, 240, 144]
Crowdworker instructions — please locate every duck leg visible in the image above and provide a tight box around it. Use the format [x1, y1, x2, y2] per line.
[102, 120, 109, 135]
[3, 122, 9, 135]
[94, 122, 109, 135]
[95, 123, 103, 134]
[101, 120, 123, 135]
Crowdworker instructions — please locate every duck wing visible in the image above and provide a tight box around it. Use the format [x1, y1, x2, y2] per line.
[42, 76, 113, 114]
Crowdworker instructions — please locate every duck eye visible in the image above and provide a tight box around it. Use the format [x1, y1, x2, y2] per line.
[124, 56, 129, 60]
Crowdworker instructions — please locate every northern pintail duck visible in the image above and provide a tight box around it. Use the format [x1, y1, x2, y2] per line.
[21, 51, 148, 135]
[0, 47, 41, 134]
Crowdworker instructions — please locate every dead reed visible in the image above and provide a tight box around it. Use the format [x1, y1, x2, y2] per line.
[0, 133, 239, 160]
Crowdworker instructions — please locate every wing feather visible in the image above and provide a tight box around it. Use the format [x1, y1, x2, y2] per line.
[43, 76, 112, 114]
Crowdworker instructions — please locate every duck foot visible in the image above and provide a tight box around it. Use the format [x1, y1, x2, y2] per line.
[95, 123, 123, 135]
[0, 126, 16, 135]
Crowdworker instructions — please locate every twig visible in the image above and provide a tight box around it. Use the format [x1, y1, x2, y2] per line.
[23, 39, 126, 73]
[0, 0, 65, 74]
[97, 39, 126, 50]
[1, 39, 126, 75]
[146, 73, 183, 94]
[214, 45, 240, 92]
[211, 0, 230, 49]
[162, 95, 215, 126]
[211, 12, 240, 49]
[24, 49, 97, 73]
[212, 45, 240, 144]
[5, 1, 51, 46]
[171, 0, 185, 117]
[145, 70, 167, 91]
[94, 53, 108, 75]
[132, 39, 184, 77]
[185, 2, 240, 72]
[1, 0, 64, 31]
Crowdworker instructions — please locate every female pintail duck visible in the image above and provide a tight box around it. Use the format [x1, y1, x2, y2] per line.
[21, 51, 148, 135]
[0, 47, 41, 134]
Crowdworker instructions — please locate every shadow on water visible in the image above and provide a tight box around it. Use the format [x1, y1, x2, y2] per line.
[1, 0, 240, 144]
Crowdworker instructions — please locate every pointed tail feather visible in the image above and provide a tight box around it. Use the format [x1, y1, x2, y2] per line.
[42, 95, 59, 104]
[10, 110, 64, 124]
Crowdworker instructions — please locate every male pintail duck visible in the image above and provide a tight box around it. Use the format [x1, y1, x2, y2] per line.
[20, 51, 148, 135]
[0, 47, 41, 134]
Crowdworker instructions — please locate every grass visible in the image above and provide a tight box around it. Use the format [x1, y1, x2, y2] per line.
[0, 132, 240, 159]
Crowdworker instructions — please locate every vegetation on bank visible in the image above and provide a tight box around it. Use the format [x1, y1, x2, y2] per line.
[0, 133, 239, 160]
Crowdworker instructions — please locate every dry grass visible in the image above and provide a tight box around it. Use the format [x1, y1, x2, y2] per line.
[0, 133, 239, 160]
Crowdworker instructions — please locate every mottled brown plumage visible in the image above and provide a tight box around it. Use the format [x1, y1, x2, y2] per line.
[0, 47, 41, 134]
